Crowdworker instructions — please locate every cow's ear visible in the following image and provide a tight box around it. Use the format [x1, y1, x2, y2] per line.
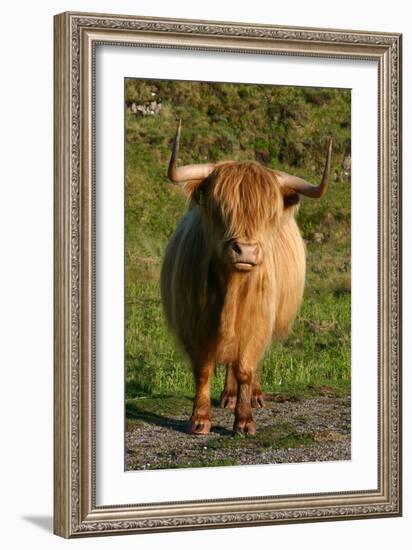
[183, 179, 209, 205]
[181, 179, 204, 201]
[281, 186, 300, 209]
[182, 179, 200, 197]
[194, 188, 206, 205]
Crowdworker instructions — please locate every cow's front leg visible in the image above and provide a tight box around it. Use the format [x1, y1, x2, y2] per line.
[233, 362, 256, 435]
[251, 369, 265, 408]
[188, 360, 213, 435]
[219, 364, 237, 409]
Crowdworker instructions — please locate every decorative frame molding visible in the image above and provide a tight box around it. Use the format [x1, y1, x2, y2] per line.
[54, 11, 402, 538]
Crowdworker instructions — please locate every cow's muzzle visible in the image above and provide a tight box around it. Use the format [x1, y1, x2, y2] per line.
[231, 241, 259, 271]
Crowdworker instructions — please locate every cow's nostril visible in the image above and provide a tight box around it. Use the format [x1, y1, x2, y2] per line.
[232, 241, 242, 255]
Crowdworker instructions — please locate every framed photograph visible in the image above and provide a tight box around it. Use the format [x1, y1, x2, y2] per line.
[54, 12, 402, 538]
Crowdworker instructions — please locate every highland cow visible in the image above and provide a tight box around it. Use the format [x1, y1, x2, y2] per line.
[161, 121, 332, 435]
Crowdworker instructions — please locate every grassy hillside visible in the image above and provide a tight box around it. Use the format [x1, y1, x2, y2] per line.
[124, 79, 351, 400]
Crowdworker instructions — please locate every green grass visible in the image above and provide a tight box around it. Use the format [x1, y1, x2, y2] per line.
[125, 79, 351, 401]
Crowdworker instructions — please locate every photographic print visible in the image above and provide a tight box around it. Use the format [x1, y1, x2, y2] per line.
[54, 12, 401, 537]
[124, 79, 351, 471]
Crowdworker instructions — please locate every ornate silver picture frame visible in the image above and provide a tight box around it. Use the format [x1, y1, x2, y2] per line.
[54, 11, 402, 538]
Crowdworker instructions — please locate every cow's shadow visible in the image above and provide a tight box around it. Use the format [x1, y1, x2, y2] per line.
[126, 399, 232, 436]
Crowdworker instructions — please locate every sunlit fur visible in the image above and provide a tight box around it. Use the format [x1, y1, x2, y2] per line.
[160, 161, 306, 434]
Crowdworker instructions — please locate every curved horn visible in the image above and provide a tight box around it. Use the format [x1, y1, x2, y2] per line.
[276, 138, 333, 198]
[168, 120, 215, 183]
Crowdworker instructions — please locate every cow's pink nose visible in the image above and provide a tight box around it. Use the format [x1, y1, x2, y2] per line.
[232, 241, 259, 265]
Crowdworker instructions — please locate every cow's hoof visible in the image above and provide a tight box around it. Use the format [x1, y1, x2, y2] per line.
[187, 416, 211, 435]
[219, 391, 237, 409]
[233, 418, 256, 436]
[251, 393, 265, 408]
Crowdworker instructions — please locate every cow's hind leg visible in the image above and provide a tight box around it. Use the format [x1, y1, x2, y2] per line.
[219, 364, 237, 409]
[251, 369, 265, 408]
[188, 359, 214, 435]
[232, 362, 256, 436]
[221, 366, 264, 409]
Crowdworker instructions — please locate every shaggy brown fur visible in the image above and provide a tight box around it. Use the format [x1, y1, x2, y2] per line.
[161, 161, 305, 435]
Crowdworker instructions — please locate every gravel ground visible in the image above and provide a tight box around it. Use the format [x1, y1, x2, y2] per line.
[126, 392, 351, 470]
